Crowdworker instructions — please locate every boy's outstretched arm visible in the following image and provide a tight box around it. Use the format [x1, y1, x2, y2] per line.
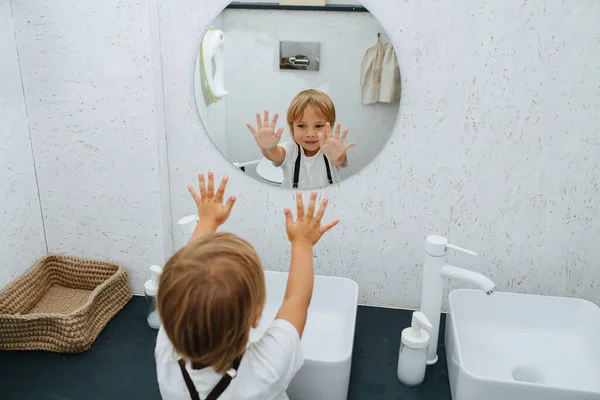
[275, 192, 339, 338]
[187, 171, 237, 243]
[246, 110, 286, 165]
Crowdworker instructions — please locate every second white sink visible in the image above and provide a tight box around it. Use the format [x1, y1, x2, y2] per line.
[249, 270, 358, 400]
[446, 289, 600, 400]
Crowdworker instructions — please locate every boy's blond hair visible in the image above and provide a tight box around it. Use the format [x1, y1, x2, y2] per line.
[157, 232, 266, 373]
[287, 89, 336, 135]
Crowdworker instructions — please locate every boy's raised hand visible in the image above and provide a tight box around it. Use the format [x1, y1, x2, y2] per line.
[246, 110, 284, 150]
[187, 172, 236, 230]
[318, 122, 356, 163]
[284, 192, 339, 246]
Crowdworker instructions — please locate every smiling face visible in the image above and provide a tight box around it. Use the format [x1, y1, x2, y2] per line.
[292, 104, 329, 156]
[287, 89, 336, 157]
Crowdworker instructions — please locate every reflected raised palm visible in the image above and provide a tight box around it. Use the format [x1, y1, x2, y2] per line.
[246, 110, 284, 150]
[318, 122, 357, 162]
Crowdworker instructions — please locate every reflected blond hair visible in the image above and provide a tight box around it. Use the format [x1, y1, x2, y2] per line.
[287, 89, 336, 135]
[156, 232, 266, 373]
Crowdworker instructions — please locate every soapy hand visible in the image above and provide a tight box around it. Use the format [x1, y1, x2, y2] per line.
[284, 192, 339, 247]
[187, 172, 236, 229]
[318, 122, 356, 163]
[246, 110, 284, 150]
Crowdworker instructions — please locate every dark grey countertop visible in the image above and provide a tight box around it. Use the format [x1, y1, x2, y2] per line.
[0, 297, 451, 400]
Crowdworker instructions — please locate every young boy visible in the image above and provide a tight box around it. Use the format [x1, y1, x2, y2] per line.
[155, 172, 339, 400]
[246, 89, 357, 189]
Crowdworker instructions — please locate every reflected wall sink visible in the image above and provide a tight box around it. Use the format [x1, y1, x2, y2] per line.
[446, 289, 600, 400]
[249, 271, 359, 400]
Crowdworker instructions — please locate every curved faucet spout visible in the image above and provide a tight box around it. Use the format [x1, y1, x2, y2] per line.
[441, 264, 496, 294]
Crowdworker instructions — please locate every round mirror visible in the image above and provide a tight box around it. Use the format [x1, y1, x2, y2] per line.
[194, 1, 400, 190]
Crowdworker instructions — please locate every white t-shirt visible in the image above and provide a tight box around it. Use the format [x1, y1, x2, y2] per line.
[276, 141, 343, 189]
[155, 319, 303, 400]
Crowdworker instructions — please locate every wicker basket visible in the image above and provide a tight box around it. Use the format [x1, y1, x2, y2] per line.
[0, 254, 132, 353]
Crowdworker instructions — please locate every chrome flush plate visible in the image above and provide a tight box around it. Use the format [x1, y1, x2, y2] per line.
[279, 41, 320, 71]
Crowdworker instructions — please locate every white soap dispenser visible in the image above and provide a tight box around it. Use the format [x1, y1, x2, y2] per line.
[397, 311, 433, 386]
[144, 265, 163, 329]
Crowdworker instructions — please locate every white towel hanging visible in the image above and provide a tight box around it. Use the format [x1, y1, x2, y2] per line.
[378, 41, 401, 103]
[360, 36, 384, 105]
[360, 34, 400, 104]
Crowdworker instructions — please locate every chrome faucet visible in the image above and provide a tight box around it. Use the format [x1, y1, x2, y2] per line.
[420, 235, 495, 365]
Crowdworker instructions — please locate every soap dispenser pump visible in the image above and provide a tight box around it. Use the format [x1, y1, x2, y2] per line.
[397, 311, 433, 386]
[144, 265, 163, 329]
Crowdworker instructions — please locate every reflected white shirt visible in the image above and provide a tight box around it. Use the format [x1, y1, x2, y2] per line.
[276, 141, 342, 189]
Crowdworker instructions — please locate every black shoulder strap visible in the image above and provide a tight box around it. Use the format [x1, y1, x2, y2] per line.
[178, 357, 242, 400]
[293, 143, 334, 188]
[205, 358, 242, 400]
[178, 359, 201, 400]
[293, 142, 301, 189]
[323, 155, 333, 185]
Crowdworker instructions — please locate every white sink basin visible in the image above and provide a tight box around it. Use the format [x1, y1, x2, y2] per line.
[249, 270, 358, 400]
[446, 289, 600, 400]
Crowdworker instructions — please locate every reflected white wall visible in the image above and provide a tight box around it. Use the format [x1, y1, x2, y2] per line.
[220, 9, 399, 178]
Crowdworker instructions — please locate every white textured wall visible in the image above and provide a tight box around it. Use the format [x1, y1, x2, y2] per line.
[0, 0, 47, 289]
[10, 0, 171, 294]
[6, 0, 599, 307]
[216, 8, 398, 180]
[163, 0, 600, 308]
